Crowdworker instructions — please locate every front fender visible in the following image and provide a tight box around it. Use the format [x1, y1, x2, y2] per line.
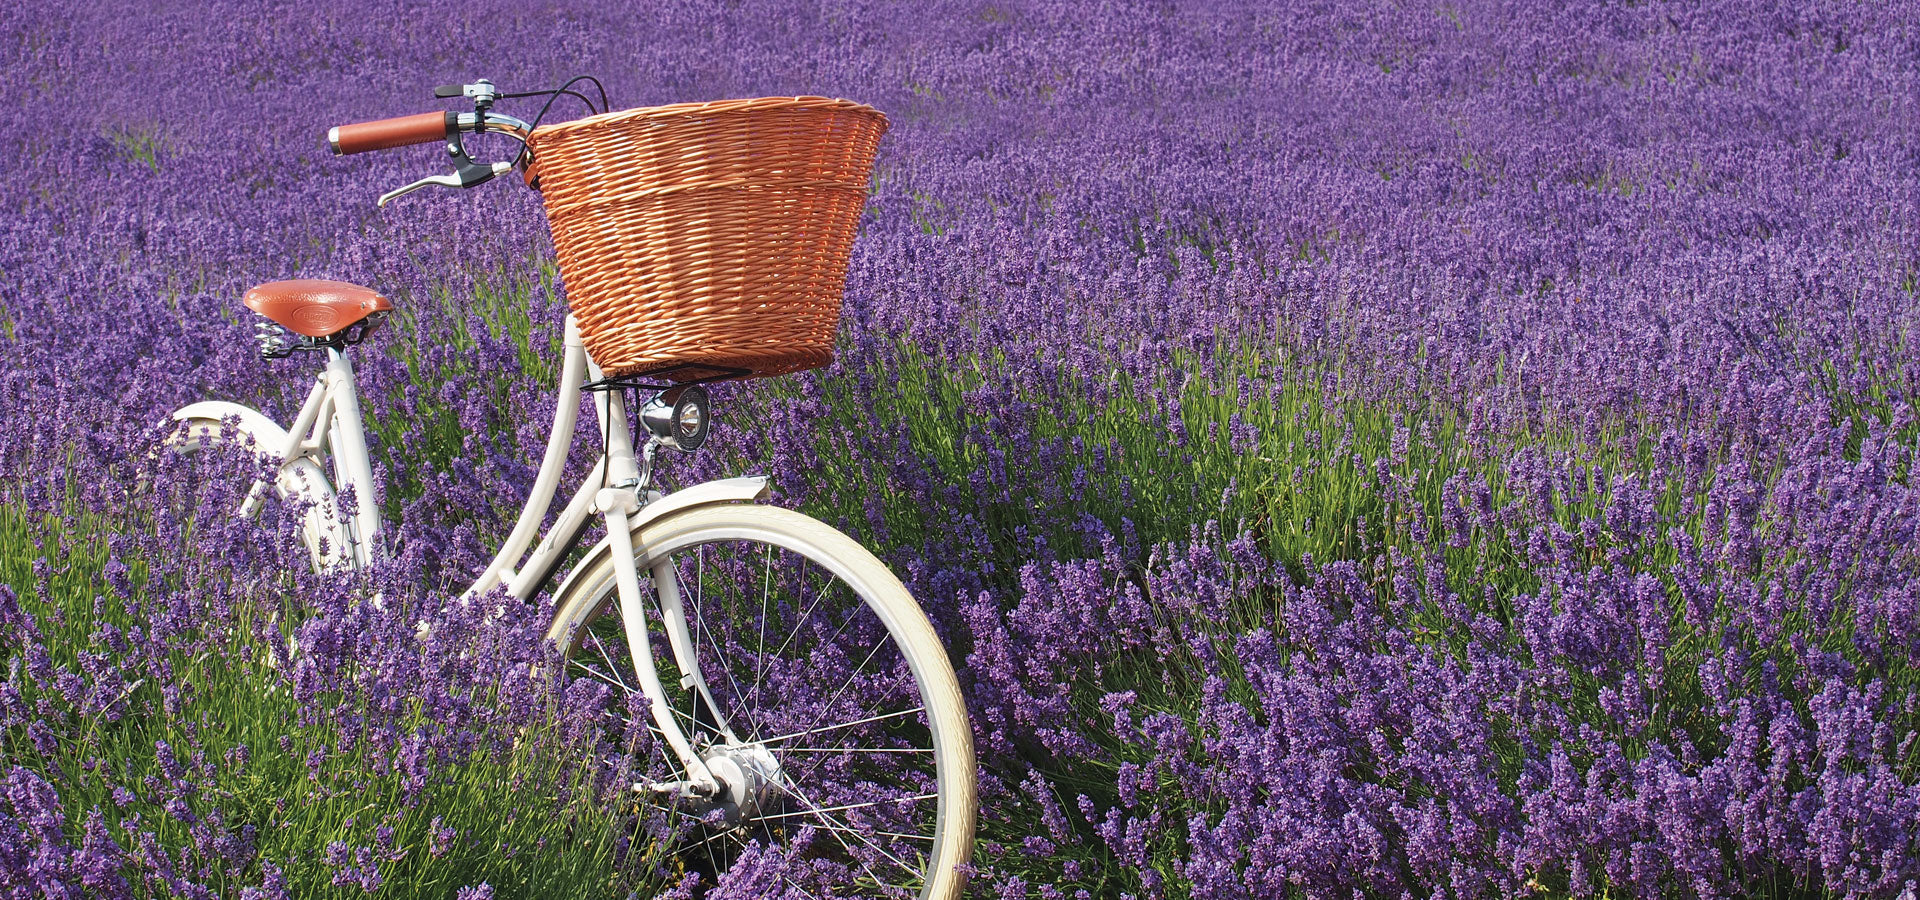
[547, 476, 771, 604]
[638, 476, 771, 526]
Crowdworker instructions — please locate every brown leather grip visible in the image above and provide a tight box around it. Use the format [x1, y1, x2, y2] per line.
[328, 111, 455, 155]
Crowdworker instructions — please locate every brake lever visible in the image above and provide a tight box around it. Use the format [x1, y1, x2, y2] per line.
[378, 172, 465, 207]
[375, 129, 513, 208]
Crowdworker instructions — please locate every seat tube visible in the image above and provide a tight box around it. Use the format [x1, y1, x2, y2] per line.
[325, 348, 382, 567]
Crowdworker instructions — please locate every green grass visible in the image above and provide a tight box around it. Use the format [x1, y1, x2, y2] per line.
[106, 125, 167, 172]
[362, 263, 569, 526]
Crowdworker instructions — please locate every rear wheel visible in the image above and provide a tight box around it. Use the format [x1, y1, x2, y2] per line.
[547, 503, 975, 899]
[165, 414, 351, 571]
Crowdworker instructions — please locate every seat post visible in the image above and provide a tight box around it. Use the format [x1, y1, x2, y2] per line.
[322, 347, 382, 568]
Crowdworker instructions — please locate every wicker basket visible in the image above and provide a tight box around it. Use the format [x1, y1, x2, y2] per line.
[525, 96, 888, 381]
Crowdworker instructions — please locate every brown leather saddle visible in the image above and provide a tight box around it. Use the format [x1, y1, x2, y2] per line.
[244, 279, 394, 339]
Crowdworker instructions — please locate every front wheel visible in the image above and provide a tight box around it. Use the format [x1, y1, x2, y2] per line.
[548, 503, 976, 900]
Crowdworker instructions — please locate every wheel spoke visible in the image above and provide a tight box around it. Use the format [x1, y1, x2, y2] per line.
[752, 541, 772, 734]
[782, 796, 901, 888]
[783, 639, 907, 790]
[586, 630, 633, 692]
[779, 746, 933, 755]
[765, 572, 842, 670]
[752, 793, 939, 820]
[757, 706, 926, 746]
[771, 774, 925, 880]
[685, 553, 762, 741]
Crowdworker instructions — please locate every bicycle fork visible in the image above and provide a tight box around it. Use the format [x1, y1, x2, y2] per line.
[590, 379, 736, 800]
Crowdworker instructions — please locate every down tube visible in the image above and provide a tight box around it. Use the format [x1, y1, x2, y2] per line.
[470, 317, 590, 600]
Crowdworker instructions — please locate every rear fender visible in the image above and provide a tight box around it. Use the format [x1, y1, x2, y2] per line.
[165, 401, 352, 571]
[167, 401, 292, 455]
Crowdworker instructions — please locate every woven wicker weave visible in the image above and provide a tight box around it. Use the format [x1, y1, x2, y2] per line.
[525, 96, 888, 380]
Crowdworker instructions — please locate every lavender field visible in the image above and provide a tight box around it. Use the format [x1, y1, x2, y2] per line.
[4, 0, 1919, 897]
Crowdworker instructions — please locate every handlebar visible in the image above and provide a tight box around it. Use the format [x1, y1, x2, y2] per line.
[327, 111, 457, 155]
[325, 79, 550, 206]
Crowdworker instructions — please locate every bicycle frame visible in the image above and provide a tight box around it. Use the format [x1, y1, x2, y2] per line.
[193, 313, 739, 793]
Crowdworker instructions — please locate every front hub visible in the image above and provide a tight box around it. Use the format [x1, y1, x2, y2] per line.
[698, 742, 782, 823]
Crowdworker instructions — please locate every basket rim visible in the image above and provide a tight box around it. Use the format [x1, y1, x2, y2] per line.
[528, 95, 886, 143]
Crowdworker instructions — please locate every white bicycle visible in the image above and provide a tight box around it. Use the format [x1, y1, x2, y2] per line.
[163, 79, 975, 899]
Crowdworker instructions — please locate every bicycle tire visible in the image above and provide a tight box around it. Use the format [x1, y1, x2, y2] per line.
[547, 502, 976, 900]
